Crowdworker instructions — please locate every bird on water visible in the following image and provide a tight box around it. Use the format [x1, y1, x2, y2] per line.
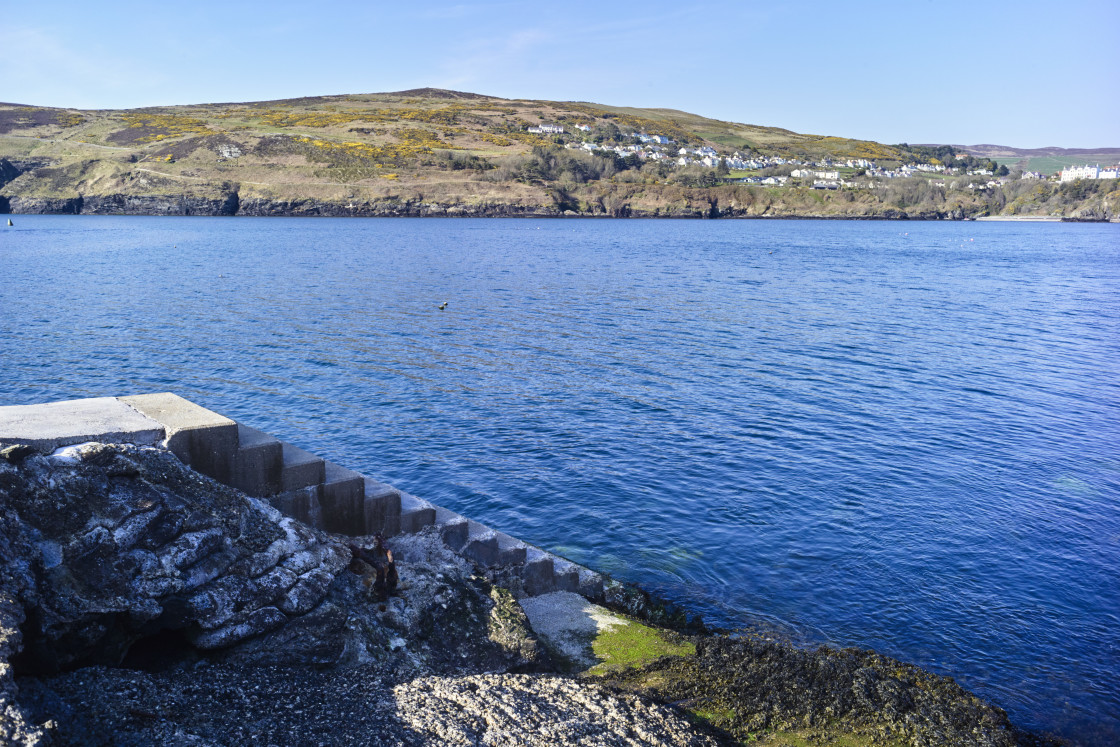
[438, 301, 448, 311]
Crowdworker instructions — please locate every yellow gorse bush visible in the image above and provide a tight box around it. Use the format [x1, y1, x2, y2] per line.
[120, 113, 212, 142]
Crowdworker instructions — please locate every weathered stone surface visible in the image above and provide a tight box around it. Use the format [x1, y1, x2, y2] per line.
[393, 673, 720, 746]
[0, 397, 164, 453]
[599, 636, 1030, 747]
[0, 442, 348, 674]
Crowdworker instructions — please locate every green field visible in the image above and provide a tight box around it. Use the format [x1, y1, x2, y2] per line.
[991, 154, 1119, 174]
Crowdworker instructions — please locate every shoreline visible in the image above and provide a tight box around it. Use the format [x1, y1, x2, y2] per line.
[0, 394, 1057, 745]
[3, 204, 1116, 222]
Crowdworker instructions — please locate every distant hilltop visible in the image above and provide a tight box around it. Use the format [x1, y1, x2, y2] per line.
[1, 89, 1117, 220]
[923, 143, 1120, 175]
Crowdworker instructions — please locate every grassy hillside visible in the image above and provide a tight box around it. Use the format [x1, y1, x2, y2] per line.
[1, 90, 1116, 219]
[941, 144, 1120, 174]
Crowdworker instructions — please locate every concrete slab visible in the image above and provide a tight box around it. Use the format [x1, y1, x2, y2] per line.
[363, 479, 402, 536]
[398, 492, 436, 534]
[494, 531, 528, 565]
[271, 486, 324, 530]
[522, 547, 555, 596]
[434, 506, 469, 550]
[0, 396, 165, 453]
[462, 521, 500, 567]
[550, 557, 582, 594]
[229, 424, 282, 497]
[119, 393, 238, 482]
[518, 591, 628, 670]
[320, 461, 366, 536]
[280, 442, 325, 493]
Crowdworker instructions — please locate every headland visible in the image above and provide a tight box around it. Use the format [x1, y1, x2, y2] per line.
[1, 91, 1117, 221]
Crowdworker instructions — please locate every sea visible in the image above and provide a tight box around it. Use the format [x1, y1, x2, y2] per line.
[1, 216, 1117, 745]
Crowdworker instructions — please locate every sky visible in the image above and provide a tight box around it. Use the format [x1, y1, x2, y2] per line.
[2, 0, 1117, 148]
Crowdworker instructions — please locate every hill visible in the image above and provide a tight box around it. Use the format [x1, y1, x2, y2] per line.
[930, 143, 1120, 174]
[1, 90, 1117, 219]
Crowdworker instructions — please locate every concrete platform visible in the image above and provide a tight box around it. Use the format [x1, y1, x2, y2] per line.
[120, 393, 238, 483]
[320, 461, 366, 536]
[398, 492, 437, 534]
[363, 479, 402, 536]
[280, 442, 325, 493]
[0, 396, 164, 452]
[229, 424, 283, 497]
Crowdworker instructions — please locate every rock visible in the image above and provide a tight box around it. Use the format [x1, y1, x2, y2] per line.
[393, 673, 720, 747]
[0, 443, 349, 673]
[596, 635, 1033, 747]
[0, 445, 33, 464]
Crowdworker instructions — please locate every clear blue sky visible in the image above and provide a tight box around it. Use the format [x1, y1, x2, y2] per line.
[3, 0, 1117, 148]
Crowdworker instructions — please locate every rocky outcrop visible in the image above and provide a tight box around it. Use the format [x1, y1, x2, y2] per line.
[3, 196, 82, 214]
[234, 196, 565, 218]
[0, 442, 349, 673]
[0, 442, 620, 745]
[598, 636, 1029, 747]
[393, 674, 719, 746]
[79, 193, 239, 216]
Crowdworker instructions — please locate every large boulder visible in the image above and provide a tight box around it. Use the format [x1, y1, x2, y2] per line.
[0, 442, 350, 673]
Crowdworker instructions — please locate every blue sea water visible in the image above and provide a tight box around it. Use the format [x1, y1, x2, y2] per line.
[1, 216, 1118, 744]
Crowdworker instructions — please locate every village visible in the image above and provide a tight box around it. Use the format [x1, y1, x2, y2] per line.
[526, 123, 1118, 192]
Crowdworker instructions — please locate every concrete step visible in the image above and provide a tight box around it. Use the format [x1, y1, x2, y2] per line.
[270, 486, 323, 530]
[319, 461, 366, 536]
[119, 393, 238, 484]
[522, 547, 555, 596]
[576, 566, 605, 601]
[363, 479, 402, 537]
[549, 556, 581, 594]
[461, 521, 500, 567]
[494, 531, 527, 566]
[398, 492, 436, 534]
[280, 442, 325, 493]
[433, 506, 469, 550]
[229, 424, 282, 498]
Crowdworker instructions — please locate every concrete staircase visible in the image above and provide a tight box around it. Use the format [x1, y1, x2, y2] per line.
[1, 393, 603, 600]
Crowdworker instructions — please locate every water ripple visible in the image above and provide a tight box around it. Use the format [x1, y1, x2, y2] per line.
[1, 216, 1118, 745]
